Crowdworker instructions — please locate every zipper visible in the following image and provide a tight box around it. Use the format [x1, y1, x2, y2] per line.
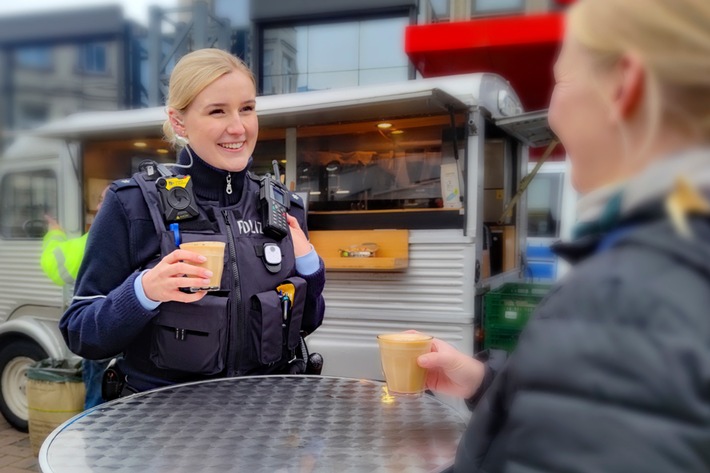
[226, 173, 233, 195]
[222, 209, 242, 375]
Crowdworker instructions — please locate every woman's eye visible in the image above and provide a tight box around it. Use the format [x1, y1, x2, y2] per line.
[209, 109, 224, 115]
[241, 106, 254, 112]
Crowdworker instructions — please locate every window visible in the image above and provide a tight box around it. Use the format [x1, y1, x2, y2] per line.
[14, 46, 52, 70]
[293, 114, 465, 216]
[17, 103, 49, 130]
[78, 43, 108, 74]
[0, 170, 58, 239]
[427, 0, 451, 22]
[526, 172, 563, 238]
[472, 0, 524, 14]
[252, 137, 286, 178]
[282, 55, 297, 93]
[262, 16, 410, 94]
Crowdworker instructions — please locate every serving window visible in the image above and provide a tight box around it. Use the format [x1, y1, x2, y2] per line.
[257, 112, 468, 230]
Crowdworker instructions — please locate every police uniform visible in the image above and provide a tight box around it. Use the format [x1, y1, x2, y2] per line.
[59, 148, 326, 393]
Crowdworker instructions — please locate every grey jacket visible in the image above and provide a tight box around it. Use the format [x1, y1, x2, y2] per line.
[457, 201, 710, 472]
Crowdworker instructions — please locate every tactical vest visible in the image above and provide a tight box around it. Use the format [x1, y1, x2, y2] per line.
[123, 170, 307, 383]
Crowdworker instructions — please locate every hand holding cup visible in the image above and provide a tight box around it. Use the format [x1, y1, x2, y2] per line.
[377, 332, 434, 397]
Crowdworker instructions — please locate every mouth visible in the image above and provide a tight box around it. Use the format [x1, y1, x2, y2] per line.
[219, 141, 246, 151]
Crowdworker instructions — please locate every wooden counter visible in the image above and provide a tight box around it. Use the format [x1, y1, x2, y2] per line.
[309, 229, 409, 271]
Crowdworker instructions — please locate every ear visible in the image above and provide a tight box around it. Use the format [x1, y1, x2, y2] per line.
[610, 54, 645, 122]
[167, 108, 186, 135]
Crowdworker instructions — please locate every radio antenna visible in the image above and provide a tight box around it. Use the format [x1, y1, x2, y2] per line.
[272, 160, 281, 181]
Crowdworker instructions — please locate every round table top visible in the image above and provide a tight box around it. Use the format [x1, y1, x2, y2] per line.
[40, 375, 467, 473]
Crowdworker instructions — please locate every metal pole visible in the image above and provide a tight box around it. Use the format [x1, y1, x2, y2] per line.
[0, 48, 10, 150]
[193, 1, 209, 50]
[218, 19, 231, 51]
[148, 6, 163, 106]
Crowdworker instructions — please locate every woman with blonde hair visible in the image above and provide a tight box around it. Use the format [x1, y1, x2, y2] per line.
[418, 0, 710, 470]
[61, 49, 325, 394]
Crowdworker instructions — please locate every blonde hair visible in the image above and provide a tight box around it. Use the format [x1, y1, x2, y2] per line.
[162, 48, 255, 148]
[568, 0, 710, 143]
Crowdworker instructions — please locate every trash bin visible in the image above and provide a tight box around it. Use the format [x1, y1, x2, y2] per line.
[26, 358, 85, 456]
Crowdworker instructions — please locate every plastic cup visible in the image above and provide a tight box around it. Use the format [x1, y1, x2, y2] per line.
[377, 332, 433, 397]
[179, 241, 226, 291]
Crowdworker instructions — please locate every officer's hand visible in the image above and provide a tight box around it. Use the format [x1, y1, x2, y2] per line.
[286, 215, 312, 257]
[142, 249, 214, 303]
[415, 335, 486, 399]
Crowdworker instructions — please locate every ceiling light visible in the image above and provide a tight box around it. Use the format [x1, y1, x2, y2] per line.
[376, 122, 393, 129]
[133, 142, 147, 148]
[390, 129, 404, 135]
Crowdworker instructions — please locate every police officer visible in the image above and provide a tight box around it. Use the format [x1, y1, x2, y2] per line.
[41, 216, 88, 287]
[59, 49, 326, 395]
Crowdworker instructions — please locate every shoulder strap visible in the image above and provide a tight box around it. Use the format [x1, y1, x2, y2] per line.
[289, 192, 305, 210]
[246, 171, 262, 185]
[133, 172, 170, 239]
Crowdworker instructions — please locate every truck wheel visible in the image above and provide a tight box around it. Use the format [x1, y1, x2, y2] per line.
[0, 340, 48, 432]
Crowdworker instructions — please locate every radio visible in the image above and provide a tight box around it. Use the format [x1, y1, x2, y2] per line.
[259, 160, 290, 240]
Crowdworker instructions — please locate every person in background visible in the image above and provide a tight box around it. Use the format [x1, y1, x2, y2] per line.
[59, 48, 326, 395]
[41, 187, 110, 410]
[417, 0, 710, 471]
[41, 216, 88, 287]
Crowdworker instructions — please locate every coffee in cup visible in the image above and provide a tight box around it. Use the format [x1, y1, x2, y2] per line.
[179, 241, 226, 291]
[377, 332, 433, 397]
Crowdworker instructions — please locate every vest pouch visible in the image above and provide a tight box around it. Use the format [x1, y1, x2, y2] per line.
[282, 277, 307, 350]
[150, 297, 228, 375]
[249, 291, 283, 365]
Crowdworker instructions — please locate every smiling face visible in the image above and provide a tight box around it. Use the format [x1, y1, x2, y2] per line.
[170, 69, 258, 173]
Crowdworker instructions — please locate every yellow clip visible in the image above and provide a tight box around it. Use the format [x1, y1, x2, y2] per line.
[665, 176, 710, 238]
[276, 283, 295, 303]
[164, 176, 190, 190]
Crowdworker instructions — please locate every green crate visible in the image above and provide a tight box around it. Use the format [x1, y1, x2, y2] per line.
[484, 283, 551, 332]
[482, 328, 521, 352]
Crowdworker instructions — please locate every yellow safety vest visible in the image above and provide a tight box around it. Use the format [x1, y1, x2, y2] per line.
[40, 230, 88, 286]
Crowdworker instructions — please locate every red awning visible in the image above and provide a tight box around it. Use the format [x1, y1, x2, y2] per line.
[405, 13, 564, 111]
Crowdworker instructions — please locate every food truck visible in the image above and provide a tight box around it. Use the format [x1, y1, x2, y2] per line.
[0, 73, 553, 428]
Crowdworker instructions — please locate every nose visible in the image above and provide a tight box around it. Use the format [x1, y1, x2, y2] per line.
[227, 112, 246, 135]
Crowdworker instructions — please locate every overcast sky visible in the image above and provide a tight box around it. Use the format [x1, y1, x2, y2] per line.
[0, 0, 179, 26]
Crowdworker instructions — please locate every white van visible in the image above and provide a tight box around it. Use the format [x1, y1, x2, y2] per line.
[0, 73, 553, 428]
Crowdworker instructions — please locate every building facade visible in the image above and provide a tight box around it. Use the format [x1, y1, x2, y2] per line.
[248, 0, 417, 95]
[0, 6, 145, 148]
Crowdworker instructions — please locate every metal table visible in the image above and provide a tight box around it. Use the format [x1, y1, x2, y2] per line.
[39, 375, 467, 473]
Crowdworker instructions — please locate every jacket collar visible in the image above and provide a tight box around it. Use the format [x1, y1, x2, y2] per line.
[554, 146, 710, 265]
[552, 197, 668, 264]
[176, 146, 252, 206]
